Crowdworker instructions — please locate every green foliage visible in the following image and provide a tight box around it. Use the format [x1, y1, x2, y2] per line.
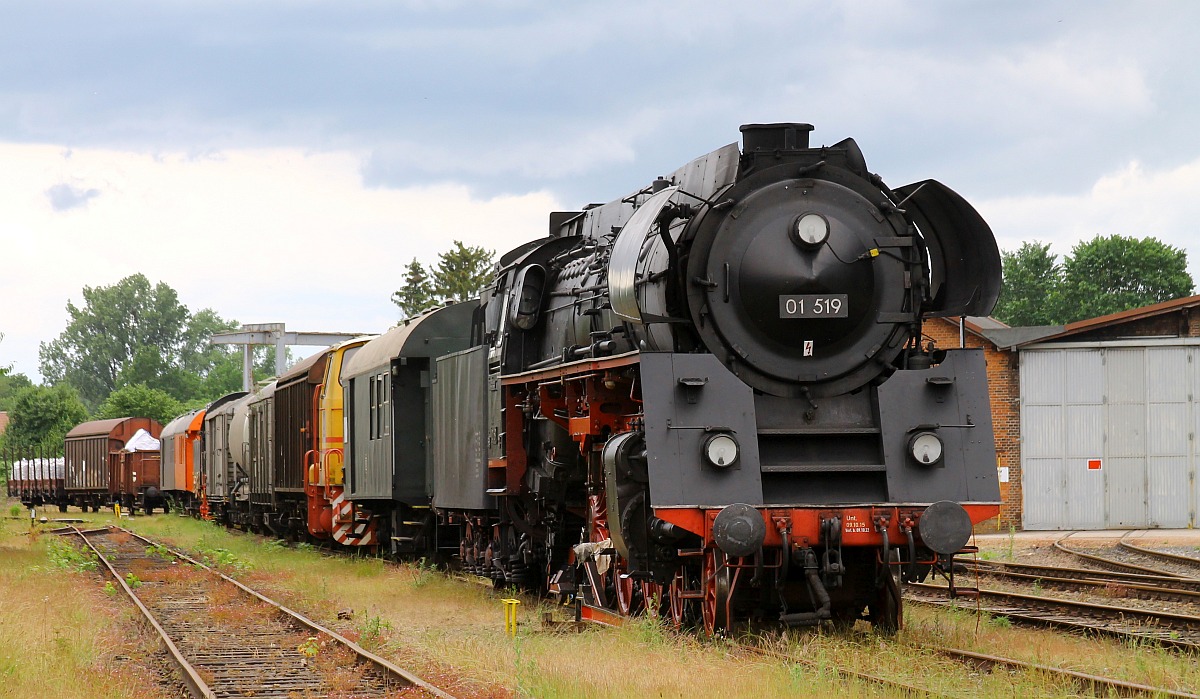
[123, 572, 143, 589]
[103, 581, 118, 596]
[38, 274, 242, 409]
[145, 543, 172, 560]
[195, 537, 250, 572]
[8, 504, 22, 518]
[3, 385, 89, 453]
[358, 614, 392, 650]
[391, 241, 495, 317]
[45, 538, 98, 572]
[1057, 235, 1194, 321]
[391, 258, 437, 318]
[95, 383, 185, 426]
[0, 371, 33, 414]
[297, 636, 321, 658]
[994, 236, 1194, 326]
[993, 241, 1061, 326]
[434, 241, 495, 303]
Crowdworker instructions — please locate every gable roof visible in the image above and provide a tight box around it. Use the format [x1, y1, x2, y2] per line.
[977, 294, 1200, 350]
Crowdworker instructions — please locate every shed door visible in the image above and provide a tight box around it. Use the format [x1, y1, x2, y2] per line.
[1021, 346, 1197, 530]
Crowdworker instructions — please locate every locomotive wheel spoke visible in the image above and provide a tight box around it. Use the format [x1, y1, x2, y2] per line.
[702, 549, 730, 636]
[613, 558, 638, 615]
[669, 568, 689, 628]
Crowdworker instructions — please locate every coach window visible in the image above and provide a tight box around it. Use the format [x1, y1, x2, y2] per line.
[369, 375, 378, 439]
[381, 374, 390, 437]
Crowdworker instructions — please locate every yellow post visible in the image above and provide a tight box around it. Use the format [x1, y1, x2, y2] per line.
[502, 598, 520, 637]
[114, 503, 121, 519]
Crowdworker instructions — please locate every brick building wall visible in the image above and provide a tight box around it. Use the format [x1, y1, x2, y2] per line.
[0, 411, 8, 437]
[922, 318, 1021, 531]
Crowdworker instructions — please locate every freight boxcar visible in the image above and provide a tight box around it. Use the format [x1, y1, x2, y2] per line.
[246, 381, 276, 531]
[273, 351, 329, 535]
[108, 427, 164, 514]
[64, 417, 162, 512]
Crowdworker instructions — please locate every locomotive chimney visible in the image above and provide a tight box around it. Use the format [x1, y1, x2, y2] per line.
[739, 123, 814, 152]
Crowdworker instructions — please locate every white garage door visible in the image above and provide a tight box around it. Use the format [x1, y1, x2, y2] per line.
[1021, 343, 1199, 530]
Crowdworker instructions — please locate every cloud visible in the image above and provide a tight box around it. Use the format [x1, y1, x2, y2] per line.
[45, 182, 101, 211]
[977, 156, 1200, 283]
[0, 142, 563, 382]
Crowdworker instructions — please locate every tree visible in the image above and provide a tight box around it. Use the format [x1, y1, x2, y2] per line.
[391, 258, 437, 317]
[38, 274, 244, 408]
[40, 274, 189, 407]
[391, 241, 495, 318]
[434, 241, 495, 303]
[95, 383, 184, 426]
[993, 241, 1062, 326]
[1057, 235, 1193, 322]
[2, 385, 89, 453]
[0, 371, 33, 413]
[992, 235, 1195, 326]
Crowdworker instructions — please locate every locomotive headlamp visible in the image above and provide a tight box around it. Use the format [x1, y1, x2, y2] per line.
[702, 432, 740, 469]
[791, 213, 829, 249]
[908, 431, 944, 465]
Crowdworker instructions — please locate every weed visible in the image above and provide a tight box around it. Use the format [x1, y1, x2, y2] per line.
[260, 538, 287, 551]
[103, 581, 118, 596]
[7, 504, 20, 518]
[412, 557, 436, 588]
[989, 615, 1012, 629]
[978, 550, 997, 561]
[195, 543, 250, 572]
[1005, 524, 1016, 561]
[145, 543, 172, 560]
[297, 636, 321, 658]
[45, 538, 98, 572]
[296, 542, 315, 552]
[358, 613, 392, 650]
[1031, 579, 1043, 596]
[512, 633, 539, 698]
[124, 573, 142, 589]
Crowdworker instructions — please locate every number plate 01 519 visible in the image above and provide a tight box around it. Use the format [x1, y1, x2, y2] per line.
[778, 294, 849, 318]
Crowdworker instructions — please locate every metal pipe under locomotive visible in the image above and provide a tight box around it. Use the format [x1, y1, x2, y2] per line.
[173, 121, 1001, 634]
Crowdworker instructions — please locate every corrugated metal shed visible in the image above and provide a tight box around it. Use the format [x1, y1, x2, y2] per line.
[1021, 340, 1200, 530]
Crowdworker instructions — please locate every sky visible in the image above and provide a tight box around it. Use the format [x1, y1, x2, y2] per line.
[2, 1, 1200, 382]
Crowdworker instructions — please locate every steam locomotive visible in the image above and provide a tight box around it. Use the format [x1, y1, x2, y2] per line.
[452, 122, 1003, 633]
[110, 122, 1003, 634]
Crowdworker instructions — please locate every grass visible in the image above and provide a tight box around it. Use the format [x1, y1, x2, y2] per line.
[0, 507, 168, 698]
[7, 500, 1200, 698]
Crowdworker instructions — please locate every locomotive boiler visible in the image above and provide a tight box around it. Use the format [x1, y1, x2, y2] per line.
[453, 122, 1003, 633]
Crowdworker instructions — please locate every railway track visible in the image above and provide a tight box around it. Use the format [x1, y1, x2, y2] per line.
[965, 561, 1200, 606]
[1118, 539, 1200, 578]
[1054, 538, 1200, 580]
[924, 646, 1200, 699]
[746, 641, 1199, 698]
[971, 559, 1200, 589]
[64, 526, 453, 699]
[905, 582, 1200, 651]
